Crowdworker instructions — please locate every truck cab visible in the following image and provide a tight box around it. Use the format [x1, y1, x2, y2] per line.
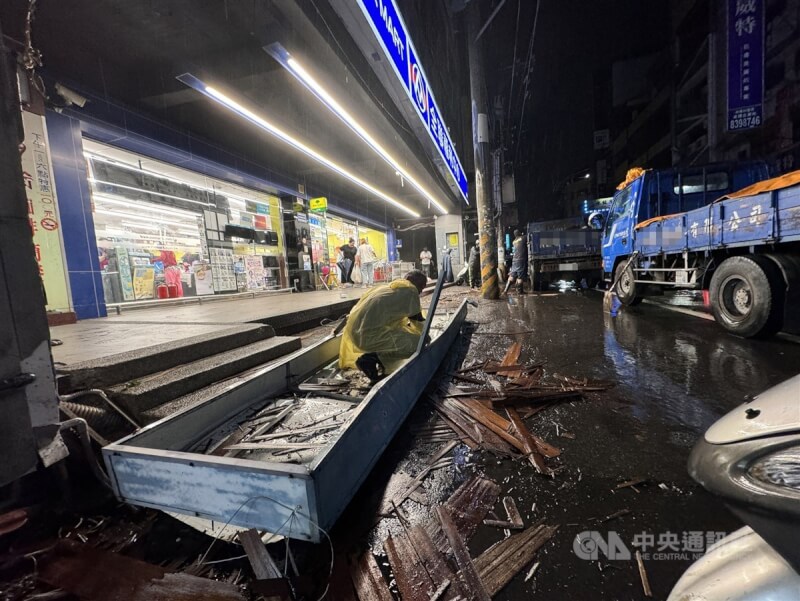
[601, 162, 770, 279]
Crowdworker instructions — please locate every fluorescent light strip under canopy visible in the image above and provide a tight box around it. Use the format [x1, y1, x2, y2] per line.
[264, 44, 448, 215]
[176, 73, 421, 219]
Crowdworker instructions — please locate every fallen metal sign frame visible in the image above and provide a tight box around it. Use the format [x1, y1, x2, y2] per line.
[102, 300, 468, 542]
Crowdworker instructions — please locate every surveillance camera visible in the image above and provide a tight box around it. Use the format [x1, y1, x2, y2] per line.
[55, 83, 88, 108]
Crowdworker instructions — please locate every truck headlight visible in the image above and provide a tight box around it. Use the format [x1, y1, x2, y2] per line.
[747, 446, 800, 491]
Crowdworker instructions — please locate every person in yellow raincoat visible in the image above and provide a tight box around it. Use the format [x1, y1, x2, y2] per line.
[339, 270, 428, 381]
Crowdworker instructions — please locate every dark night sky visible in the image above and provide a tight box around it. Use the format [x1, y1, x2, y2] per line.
[484, 0, 671, 222]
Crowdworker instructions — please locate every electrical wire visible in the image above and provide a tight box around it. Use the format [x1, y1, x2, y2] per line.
[196, 494, 335, 601]
[513, 0, 541, 165]
[506, 0, 522, 125]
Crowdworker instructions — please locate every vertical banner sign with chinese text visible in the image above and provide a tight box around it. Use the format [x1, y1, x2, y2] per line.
[20, 111, 71, 311]
[356, 0, 468, 202]
[727, 0, 764, 131]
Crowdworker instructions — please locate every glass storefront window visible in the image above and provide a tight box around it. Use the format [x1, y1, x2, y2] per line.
[84, 140, 286, 303]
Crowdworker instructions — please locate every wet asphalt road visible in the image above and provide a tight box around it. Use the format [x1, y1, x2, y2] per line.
[336, 287, 800, 601]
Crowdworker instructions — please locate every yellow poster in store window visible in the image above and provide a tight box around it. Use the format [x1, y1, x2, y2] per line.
[20, 111, 71, 312]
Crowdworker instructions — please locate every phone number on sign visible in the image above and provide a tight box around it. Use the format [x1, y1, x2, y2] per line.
[730, 114, 761, 130]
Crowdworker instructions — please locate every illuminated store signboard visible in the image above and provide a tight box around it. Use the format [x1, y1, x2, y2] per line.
[357, 0, 469, 202]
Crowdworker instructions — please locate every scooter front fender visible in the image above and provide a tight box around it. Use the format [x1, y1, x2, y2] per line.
[668, 527, 800, 601]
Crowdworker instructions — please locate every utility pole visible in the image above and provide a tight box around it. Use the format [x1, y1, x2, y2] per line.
[467, 0, 499, 300]
[0, 19, 61, 486]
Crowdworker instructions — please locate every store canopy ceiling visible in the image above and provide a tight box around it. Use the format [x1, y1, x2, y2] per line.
[0, 0, 463, 223]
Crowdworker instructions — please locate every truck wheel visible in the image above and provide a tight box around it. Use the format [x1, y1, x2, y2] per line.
[614, 261, 642, 306]
[709, 255, 784, 338]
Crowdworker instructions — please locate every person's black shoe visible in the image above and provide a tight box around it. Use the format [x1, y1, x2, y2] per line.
[356, 352, 385, 383]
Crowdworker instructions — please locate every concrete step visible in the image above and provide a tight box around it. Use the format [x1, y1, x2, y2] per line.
[57, 324, 275, 392]
[139, 357, 286, 425]
[107, 335, 301, 418]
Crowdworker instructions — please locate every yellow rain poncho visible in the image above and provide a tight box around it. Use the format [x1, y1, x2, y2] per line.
[339, 279, 424, 373]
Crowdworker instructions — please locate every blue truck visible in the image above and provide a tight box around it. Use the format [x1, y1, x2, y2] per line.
[598, 162, 800, 338]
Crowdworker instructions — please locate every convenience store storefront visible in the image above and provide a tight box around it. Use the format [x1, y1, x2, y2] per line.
[41, 104, 397, 317]
[84, 141, 286, 306]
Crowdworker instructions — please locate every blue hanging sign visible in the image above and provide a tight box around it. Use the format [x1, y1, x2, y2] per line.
[356, 0, 468, 203]
[727, 0, 764, 131]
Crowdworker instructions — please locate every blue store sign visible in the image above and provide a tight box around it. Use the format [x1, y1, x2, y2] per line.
[727, 0, 764, 131]
[357, 0, 469, 202]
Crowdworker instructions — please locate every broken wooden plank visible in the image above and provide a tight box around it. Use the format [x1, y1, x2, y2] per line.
[489, 390, 583, 406]
[238, 529, 282, 580]
[600, 508, 631, 523]
[553, 373, 616, 391]
[428, 476, 501, 554]
[384, 531, 439, 601]
[406, 526, 461, 600]
[518, 403, 555, 419]
[483, 497, 523, 529]
[435, 412, 480, 450]
[435, 507, 491, 601]
[448, 398, 526, 452]
[615, 478, 648, 491]
[635, 550, 653, 597]
[472, 524, 559, 596]
[434, 395, 519, 456]
[502, 496, 524, 529]
[524, 561, 540, 582]
[499, 342, 524, 379]
[349, 552, 393, 601]
[505, 408, 549, 473]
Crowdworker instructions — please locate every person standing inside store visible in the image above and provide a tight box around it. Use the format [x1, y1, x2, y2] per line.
[356, 237, 378, 288]
[419, 247, 432, 278]
[340, 238, 357, 286]
[503, 228, 529, 295]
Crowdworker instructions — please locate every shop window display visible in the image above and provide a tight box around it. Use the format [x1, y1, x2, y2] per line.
[85, 140, 287, 304]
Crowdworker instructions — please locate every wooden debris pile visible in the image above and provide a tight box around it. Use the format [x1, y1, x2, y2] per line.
[429, 342, 613, 475]
[349, 476, 558, 600]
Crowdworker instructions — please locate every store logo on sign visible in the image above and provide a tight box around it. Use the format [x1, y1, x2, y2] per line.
[410, 63, 427, 116]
